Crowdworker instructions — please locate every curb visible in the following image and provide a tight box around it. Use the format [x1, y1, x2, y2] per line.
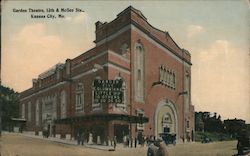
[19, 133, 114, 151]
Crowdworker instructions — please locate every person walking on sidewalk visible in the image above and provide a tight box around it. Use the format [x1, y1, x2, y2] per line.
[80, 132, 84, 145]
[113, 136, 117, 150]
[134, 137, 137, 148]
[158, 141, 169, 156]
[77, 132, 81, 145]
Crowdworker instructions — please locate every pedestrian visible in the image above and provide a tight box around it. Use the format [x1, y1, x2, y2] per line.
[147, 141, 158, 156]
[126, 135, 129, 147]
[158, 141, 169, 156]
[142, 136, 146, 147]
[80, 132, 84, 145]
[123, 135, 127, 147]
[113, 136, 117, 150]
[134, 137, 137, 148]
[130, 136, 133, 148]
[77, 132, 80, 145]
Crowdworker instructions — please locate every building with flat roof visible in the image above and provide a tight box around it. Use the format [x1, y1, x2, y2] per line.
[20, 6, 194, 143]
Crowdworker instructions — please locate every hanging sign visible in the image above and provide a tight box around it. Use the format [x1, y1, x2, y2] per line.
[93, 79, 124, 104]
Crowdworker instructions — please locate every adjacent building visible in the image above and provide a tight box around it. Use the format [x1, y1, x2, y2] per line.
[20, 6, 194, 143]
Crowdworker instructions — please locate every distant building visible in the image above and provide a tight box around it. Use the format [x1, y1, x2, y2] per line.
[20, 6, 194, 143]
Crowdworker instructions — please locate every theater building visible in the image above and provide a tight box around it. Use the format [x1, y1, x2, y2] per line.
[20, 6, 194, 143]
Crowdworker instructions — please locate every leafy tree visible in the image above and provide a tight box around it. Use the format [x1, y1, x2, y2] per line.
[224, 118, 246, 138]
[195, 111, 223, 133]
[0, 85, 20, 131]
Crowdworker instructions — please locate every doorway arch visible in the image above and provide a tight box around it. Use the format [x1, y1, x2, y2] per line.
[154, 99, 178, 138]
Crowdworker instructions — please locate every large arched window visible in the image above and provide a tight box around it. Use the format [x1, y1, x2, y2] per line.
[61, 90, 67, 118]
[75, 83, 84, 112]
[134, 43, 144, 102]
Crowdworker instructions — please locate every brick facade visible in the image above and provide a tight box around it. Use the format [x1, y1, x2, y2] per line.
[20, 6, 194, 143]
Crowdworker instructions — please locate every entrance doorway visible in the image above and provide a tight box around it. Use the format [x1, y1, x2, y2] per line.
[92, 125, 105, 144]
[114, 124, 129, 143]
[155, 99, 178, 138]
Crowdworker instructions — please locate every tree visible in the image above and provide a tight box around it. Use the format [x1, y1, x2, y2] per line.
[0, 85, 20, 132]
[224, 118, 246, 138]
[195, 111, 224, 133]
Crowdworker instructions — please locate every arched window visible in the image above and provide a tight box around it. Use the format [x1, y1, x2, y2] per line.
[75, 83, 84, 112]
[134, 43, 144, 102]
[61, 91, 67, 118]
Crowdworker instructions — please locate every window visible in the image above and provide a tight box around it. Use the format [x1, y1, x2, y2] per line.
[75, 83, 84, 112]
[120, 43, 128, 56]
[41, 95, 57, 124]
[134, 43, 144, 102]
[35, 100, 40, 126]
[137, 69, 141, 80]
[28, 102, 31, 122]
[173, 72, 176, 89]
[159, 65, 176, 89]
[21, 104, 25, 119]
[61, 91, 67, 118]
[162, 113, 174, 133]
[187, 120, 190, 129]
[162, 113, 172, 124]
[184, 73, 190, 112]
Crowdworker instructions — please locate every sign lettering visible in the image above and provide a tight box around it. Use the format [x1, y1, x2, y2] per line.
[93, 79, 124, 104]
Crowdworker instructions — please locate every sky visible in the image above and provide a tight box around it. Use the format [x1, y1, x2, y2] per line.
[1, 1, 250, 123]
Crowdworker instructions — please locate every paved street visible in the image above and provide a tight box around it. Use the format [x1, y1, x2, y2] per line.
[0, 133, 238, 156]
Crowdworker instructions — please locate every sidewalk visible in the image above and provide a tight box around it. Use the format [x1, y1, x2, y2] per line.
[18, 132, 115, 151]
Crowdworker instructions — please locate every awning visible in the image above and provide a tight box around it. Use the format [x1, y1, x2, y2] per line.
[55, 114, 149, 124]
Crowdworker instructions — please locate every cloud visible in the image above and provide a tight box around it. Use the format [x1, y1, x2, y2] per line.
[64, 12, 87, 24]
[14, 23, 62, 48]
[187, 25, 204, 38]
[2, 23, 70, 91]
[192, 39, 249, 122]
[199, 40, 230, 61]
[73, 12, 86, 24]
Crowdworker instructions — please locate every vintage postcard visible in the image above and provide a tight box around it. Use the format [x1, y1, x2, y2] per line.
[1, 1, 249, 156]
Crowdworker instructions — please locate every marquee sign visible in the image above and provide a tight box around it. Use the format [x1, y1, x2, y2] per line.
[93, 79, 124, 104]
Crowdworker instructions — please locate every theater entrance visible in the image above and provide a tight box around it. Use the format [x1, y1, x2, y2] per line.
[114, 124, 129, 143]
[155, 99, 178, 138]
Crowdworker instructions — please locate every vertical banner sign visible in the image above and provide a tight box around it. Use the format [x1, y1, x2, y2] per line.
[93, 79, 124, 104]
